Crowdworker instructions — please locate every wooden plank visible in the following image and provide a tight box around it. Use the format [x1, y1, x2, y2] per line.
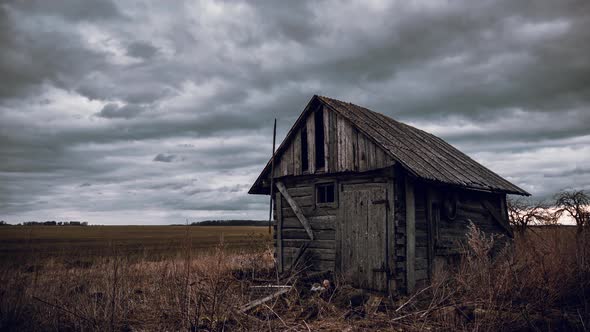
[405, 177, 416, 293]
[276, 181, 314, 240]
[346, 120, 354, 171]
[294, 132, 302, 176]
[357, 133, 365, 172]
[282, 142, 289, 176]
[286, 186, 313, 198]
[239, 286, 292, 313]
[276, 192, 283, 272]
[283, 239, 335, 250]
[369, 185, 388, 292]
[286, 143, 293, 175]
[426, 190, 435, 281]
[387, 178, 396, 294]
[282, 229, 334, 240]
[306, 113, 315, 174]
[329, 109, 338, 172]
[292, 195, 314, 208]
[352, 127, 358, 171]
[337, 114, 344, 171]
[282, 215, 336, 230]
[323, 106, 331, 172]
[283, 247, 336, 261]
[282, 205, 337, 218]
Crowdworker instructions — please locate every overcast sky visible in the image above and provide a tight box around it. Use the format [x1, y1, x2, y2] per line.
[1, 0, 589, 224]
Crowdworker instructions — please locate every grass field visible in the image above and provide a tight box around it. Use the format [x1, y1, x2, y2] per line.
[1, 225, 589, 331]
[0, 225, 272, 266]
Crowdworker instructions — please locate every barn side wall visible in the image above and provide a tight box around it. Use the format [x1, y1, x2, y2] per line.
[394, 170, 511, 294]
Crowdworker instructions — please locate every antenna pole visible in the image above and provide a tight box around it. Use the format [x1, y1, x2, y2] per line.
[268, 119, 277, 234]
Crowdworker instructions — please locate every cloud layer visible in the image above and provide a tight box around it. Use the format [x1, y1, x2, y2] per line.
[1, 0, 589, 224]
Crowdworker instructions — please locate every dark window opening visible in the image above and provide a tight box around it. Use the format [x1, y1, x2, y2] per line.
[316, 183, 335, 204]
[301, 126, 308, 172]
[314, 108, 325, 169]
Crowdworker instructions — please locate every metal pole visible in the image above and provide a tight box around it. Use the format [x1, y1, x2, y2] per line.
[268, 119, 277, 234]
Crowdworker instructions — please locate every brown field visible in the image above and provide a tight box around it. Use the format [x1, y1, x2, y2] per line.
[1, 225, 589, 331]
[0, 225, 271, 266]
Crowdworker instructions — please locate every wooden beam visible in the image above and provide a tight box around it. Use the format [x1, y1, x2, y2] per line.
[276, 192, 283, 273]
[387, 178, 396, 295]
[405, 177, 416, 293]
[481, 199, 513, 237]
[276, 181, 314, 241]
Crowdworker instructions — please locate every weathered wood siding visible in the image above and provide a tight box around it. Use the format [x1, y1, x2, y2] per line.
[274, 170, 394, 276]
[393, 172, 408, 293]
[393, 169, 511, 294]
[414, 185, 429, 286]
[274, 178, 338, 272]
[273, 106, 394, 178]
[432, 190, 510, 270]
[339, 182, 388, 291]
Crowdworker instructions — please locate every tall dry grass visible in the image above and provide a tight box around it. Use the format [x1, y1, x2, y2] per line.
[388, 224, 590, 331]
[1, 225, 589, 331]
[0, 240, 277, 331]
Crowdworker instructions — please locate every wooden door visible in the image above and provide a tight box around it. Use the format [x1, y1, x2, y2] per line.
[339, 183, 389, 292]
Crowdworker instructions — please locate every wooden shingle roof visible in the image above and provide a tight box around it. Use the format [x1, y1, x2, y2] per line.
[250, 95, 529, 196]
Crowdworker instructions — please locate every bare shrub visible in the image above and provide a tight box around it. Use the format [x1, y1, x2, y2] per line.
[389, 224, 589, 331]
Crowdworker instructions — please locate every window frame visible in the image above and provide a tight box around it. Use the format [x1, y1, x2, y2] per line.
[314, 181, 338, 208]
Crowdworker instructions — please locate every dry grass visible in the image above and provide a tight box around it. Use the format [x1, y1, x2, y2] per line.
[1, 225, 588, 331]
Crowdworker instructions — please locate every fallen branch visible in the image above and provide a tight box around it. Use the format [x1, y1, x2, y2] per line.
[239, 286, 292, 313]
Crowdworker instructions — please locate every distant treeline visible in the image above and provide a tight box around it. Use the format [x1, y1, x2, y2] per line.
[0, 221, 89, 226]
[188, 220, 268, 227]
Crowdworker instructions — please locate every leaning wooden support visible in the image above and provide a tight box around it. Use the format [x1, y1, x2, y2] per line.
[275, 181, 314, 241]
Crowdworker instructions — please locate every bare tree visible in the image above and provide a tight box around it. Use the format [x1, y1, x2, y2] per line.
[507, 197, 555, 234]
[554, 190, 590, 233]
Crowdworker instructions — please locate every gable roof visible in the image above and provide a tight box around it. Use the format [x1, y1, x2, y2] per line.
[249, 95, 529, 196]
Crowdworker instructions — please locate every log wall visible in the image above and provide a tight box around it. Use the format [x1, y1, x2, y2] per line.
[274, 170, 393, 273]
[393, 169, 511, 294]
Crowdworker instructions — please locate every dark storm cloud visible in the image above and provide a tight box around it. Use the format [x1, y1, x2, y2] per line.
[97, 103, 147, 119]
[7, 0, 123, 22]
[0, 5, 108, 99]
[126, 41, 159, 59]
[0, 0, 589, 224]
[153, 153, 177, 163]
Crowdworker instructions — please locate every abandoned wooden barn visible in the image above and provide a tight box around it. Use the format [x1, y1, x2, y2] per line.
[249, 95, 529, 294]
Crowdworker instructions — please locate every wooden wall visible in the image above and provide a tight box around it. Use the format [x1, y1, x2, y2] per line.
[432, 189, 510, 267]
[274, 106, 394, 178]
[393, 170, 511, 294]
[274, 177, 339, 272]
[274, 170, 394, 274]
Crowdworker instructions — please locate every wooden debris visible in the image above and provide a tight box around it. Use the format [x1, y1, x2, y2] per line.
[239, 285, 292, 313]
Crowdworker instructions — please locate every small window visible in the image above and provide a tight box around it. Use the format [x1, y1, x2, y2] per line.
[316, 183, 335, 205]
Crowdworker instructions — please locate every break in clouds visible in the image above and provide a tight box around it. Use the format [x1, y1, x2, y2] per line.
[0, 0, 589, 224]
